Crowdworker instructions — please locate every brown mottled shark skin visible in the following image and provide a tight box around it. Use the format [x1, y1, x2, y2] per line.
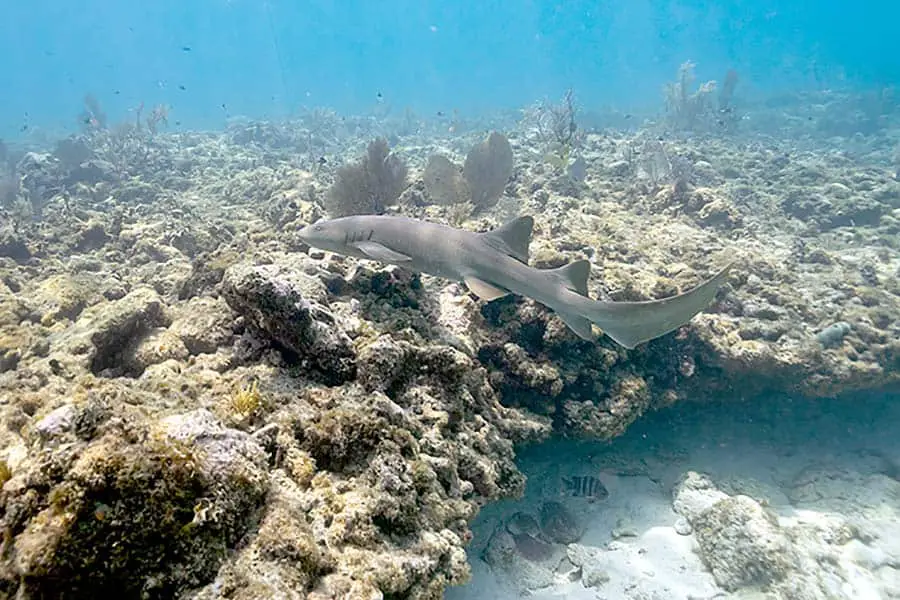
[298, 215, 732, 349]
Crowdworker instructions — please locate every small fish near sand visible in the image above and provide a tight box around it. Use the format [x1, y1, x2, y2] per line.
[298, 215, 733, 349]
[504, 512, 555, 562]
[510, 532, 554, 562]
[562, 475, 609, 501]
[505, 511, 542, 538]
[539, 501, 584, 544]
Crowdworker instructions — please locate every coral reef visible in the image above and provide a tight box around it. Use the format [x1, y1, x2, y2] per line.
[0, 87, 899, 597]
[664, 61, 720, 131]
[0, 407, 267, 599]
[520, 89, 583, 168]
[221, 260, 357, 385]
[423, 154, 469, 206]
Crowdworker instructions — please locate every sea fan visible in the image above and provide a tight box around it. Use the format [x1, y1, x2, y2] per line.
[325, 138, 408, 217]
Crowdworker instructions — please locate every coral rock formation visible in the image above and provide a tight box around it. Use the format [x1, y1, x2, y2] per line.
[1, 94, 899, 597]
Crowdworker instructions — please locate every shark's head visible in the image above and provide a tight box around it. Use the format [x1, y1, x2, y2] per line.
[297, 217, 369, 259]
[298, 219, 347, 253]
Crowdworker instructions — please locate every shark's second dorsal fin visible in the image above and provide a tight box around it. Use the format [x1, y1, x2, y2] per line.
[480, 216, 534, 264]
[553, 259, 591, 296]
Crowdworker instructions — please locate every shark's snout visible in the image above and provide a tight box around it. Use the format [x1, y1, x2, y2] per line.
[297, 220, 345, 255]
[297, 221, 327, 244]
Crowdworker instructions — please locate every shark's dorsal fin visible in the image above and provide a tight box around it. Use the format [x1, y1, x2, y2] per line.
[553, 259, 591, 296]
[464, 276, 510, 301]
[480, 216, 534, 264]
[353, 241, 412, 263]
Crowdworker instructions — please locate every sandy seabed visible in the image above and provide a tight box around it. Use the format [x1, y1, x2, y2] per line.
[447, 390, 900, 600]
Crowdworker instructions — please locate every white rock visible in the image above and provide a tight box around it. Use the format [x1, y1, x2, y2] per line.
[674, 517, 693, 536]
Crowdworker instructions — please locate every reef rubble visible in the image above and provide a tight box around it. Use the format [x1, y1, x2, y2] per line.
[0, 102, 898, 597]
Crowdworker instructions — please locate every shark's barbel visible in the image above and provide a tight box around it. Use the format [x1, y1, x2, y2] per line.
[298, 215, 731, 349]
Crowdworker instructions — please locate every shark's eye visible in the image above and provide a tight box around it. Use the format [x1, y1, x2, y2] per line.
[313, 224, 324, 232]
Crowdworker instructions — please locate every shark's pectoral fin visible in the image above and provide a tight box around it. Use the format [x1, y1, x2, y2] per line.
[464, 277, 510, 301]
[558, 311, 595, 340]
[353, 241, 412, 263]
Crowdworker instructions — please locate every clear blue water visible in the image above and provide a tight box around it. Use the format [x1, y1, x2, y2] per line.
[3, 0, 898, 139]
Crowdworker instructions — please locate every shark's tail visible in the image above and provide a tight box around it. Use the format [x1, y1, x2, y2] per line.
[584, 264, 733, 348]
[552, 261, 733, 349]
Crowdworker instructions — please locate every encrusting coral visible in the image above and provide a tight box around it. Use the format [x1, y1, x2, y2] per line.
[0, 406, 268, 599]
[0, 88, 898, 597]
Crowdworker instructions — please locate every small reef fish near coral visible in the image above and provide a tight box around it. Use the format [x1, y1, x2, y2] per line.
[562, 475, 609, 500]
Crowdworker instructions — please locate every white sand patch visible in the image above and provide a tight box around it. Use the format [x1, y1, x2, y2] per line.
[446, 392, 900, 599]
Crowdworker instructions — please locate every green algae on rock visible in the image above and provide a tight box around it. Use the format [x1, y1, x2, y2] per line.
[0, 408, 267, 599]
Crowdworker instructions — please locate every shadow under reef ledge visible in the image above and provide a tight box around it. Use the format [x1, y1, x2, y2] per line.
[448, 387, 900, 600]
[475, 309, 900, 441]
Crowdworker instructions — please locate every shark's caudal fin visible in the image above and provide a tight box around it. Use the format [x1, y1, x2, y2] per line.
[583, 263, 733, 349]
[480, 216, 534, 264]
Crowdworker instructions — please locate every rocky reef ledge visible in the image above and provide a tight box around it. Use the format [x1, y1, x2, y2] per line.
[0, 125, 898, 598]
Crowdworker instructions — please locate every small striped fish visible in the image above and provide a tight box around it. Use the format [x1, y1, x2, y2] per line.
[562, 475, 609, 500]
